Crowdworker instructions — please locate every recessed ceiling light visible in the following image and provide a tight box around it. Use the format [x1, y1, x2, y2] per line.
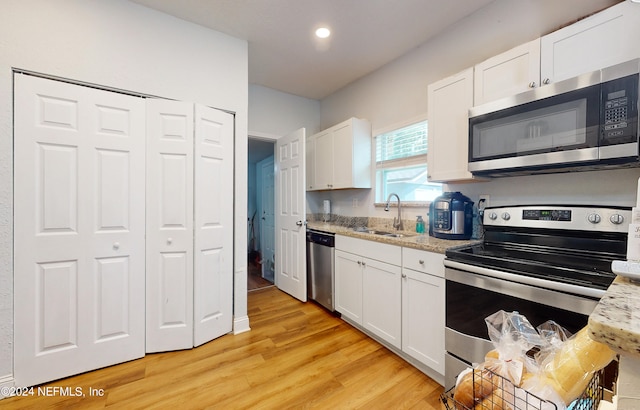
[315, 27, 331, 39]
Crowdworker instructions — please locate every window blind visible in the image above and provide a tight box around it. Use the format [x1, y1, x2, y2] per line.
[375, 120, 427, 163]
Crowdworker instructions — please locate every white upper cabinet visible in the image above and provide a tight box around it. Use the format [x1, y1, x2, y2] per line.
[474, 39, 541, 105]
[313, 129, 334, 189]
[541, 1, 640, 85]
[427, 2, 640, 183]
[307, 117, 372, 191]
[305, 133, 316, 191]
[427, 67, 477, 182]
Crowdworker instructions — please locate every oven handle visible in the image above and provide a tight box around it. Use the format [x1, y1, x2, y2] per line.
[444, 260, 606, 300]
[445, 264, 599, 316]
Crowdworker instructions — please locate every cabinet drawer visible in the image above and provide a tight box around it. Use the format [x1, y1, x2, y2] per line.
[336, 235, 401, 266]
[401, 247, 444, 278]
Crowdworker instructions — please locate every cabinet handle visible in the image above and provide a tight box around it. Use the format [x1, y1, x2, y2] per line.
[357, 261, 362, 265]
[419, 260, 425, 265]
[401, 273, 407, 279]
[113, 242, 120, 250]
[362, 262, 366, 267]
[528, 81, 536, 88]
[542, 78, 551, 85]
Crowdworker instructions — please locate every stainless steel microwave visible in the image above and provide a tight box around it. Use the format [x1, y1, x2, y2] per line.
[468, 59, 640, 177]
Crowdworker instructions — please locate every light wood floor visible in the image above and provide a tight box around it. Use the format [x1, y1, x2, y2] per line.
[247, 261, 274, 291]
[2, 287, 444, 409]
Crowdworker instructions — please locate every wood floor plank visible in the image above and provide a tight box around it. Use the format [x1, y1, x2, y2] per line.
[1, 287, 444, 409]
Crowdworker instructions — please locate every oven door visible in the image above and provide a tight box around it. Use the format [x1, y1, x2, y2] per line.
[444, 266, 599, 389]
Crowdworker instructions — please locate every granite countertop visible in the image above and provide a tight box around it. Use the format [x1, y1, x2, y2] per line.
[589, 275, 640, 358]
[306, 221, 479, 254]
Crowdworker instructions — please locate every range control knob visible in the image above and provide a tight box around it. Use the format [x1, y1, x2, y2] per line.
[501, 212, 511, 221]
[587, 213, 601, 224]
[610, 214, 624, 225]
[488, 212, 498, 221]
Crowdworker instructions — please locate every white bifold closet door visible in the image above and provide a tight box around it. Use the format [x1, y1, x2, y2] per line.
[13, 74, 146, 387]
[192, 104, 234, 347]
[145, 99, 195, 352]
[14, 75, 234, 386]
[146, 100, 233, 352]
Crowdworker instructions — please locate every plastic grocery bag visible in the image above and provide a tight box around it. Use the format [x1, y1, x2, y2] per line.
[483, 310, 546, 386]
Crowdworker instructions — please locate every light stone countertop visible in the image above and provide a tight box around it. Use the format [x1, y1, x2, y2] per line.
[306, 222, 479, 254]
[589, 275, 640, 358]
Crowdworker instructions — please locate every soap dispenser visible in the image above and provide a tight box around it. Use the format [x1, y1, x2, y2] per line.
[416, 216, 425, 234]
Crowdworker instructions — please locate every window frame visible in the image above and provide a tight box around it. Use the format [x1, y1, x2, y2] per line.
[373, 116, 441, 207]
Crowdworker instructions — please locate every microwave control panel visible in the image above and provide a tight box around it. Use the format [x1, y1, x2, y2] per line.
[602, 74, 638, 142]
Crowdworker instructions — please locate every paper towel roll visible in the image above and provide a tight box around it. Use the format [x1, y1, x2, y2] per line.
[323, 200, 330, 214]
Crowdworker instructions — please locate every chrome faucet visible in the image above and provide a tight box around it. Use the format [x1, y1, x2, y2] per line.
[385, 193, 404, 231]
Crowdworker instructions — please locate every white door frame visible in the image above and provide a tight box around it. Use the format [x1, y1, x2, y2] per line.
[256, 155, 275, 281]
[248, 132, 279, 286]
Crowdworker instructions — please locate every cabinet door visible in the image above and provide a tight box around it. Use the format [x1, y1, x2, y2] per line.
[314, 130, 333, 189]
[427, 67, 475, 182]
[331, 122, 354, 189]
[363, 258, 402, 349]
[541, 1, 640, 85]
[474, 39, 540, 105]
[335, 250, 363, 324]
[306, 134, 316, 191]
[402, 268, 445, 374]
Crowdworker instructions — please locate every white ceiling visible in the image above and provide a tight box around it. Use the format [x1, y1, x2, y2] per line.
[130, 0, 496, 100]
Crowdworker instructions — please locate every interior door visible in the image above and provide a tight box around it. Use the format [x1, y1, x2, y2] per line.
[193, 104, 234, 346]
[259, 156, 275, 281]
[14, 74, 146, 387]
[275, 128, 307, 301]
[146, 99, 194, 353]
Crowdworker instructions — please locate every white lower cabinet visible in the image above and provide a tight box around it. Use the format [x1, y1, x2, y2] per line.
[335, 235, 446, 375]
[335, 236, 402, 349]
[401, 249, 445, 375]
[362, 258, 402, 349]
[335, 249, 364, 324]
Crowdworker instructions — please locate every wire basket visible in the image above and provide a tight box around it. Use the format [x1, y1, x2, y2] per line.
[441, 368, 605, 410]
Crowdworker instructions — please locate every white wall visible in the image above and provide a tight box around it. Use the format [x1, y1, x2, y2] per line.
[249, 84, 321, 138]
[316, 0, 640, 219]
[0, 0, 248, 383]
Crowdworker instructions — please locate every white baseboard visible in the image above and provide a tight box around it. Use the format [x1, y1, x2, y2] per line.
[341, 317, 445, 387]
[233, 315, 251, 335]
[0, 375, 15, 400]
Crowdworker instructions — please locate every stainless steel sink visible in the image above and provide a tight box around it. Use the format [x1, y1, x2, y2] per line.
[354, 228, 416, 238]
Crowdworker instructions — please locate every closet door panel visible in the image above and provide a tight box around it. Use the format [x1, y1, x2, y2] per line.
[193, 104, 234, 347]
[145, 99, 194, 353]
[14, 73, 145, 387]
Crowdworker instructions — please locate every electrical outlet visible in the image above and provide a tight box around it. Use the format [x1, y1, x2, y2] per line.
[478, 195, 490, 208]
[352, 198, 359, 208]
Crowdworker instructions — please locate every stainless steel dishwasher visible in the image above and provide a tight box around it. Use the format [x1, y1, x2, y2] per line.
[306, 229, 335, 311]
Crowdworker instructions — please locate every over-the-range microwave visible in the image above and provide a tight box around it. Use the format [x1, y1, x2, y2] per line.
[468, 58, 640, 177]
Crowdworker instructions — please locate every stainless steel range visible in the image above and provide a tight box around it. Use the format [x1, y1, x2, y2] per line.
[443, 205, 630, 389]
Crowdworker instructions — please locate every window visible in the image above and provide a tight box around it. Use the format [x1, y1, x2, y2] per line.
[375, 120, 442, 203]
